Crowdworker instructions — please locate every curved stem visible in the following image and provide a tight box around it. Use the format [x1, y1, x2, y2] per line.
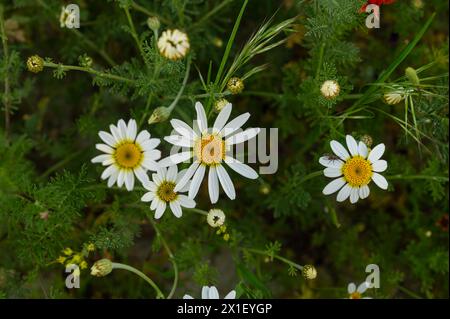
[387, 174, 448, 182]
[111, 262, 165, 299]
[185, 207, 208, 216]
[130, 1, 171, 25]
[244, 248, 303, 271]
[300, 170, 323, 183]
[167, 55, 192, 113]
[124, 7, 147, 65]
[148, 218, 179, 299]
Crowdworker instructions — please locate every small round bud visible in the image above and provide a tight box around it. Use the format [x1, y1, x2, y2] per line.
[383, 87, 405, 105]
[148, 106, 171, 125]
[207, 209, 226, 228]
[213, 98, 229, 113]
[405, 67, 420, 85]
[425, 230, 432, 237]
[320, 80, 340, 99]
[147, 17, 160, 32]
[227, 77, 244, 95]
[212, 37, 223, 48]
[26, 55, 44, 73]
[91, 259, 113, 277]
[412, 0, 424, 9]
[259, 184, 271, 195]
[302, 265, 317, 280]
[360, 134, 373, 148]
[223, 233, 230, 241]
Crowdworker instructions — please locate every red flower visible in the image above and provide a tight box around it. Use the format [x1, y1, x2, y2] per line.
[361, 0, 395, 12]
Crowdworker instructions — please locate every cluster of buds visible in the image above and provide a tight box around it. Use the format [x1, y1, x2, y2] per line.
[56, 243, 95, 270]
[216, 224, 230, 242]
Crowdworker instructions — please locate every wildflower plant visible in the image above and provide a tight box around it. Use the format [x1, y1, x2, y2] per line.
[0, 0, 448, 300]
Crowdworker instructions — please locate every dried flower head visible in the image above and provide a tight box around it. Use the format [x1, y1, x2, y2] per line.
[227, 77, 244, 95]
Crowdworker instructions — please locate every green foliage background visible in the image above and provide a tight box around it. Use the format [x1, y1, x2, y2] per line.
[0, 0, 448, 299]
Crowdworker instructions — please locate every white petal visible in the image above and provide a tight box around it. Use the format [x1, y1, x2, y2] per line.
[178, 195, 196, 208]
[371, 160, 387, 172]
[159, 152, 192, 167]
[213, 103, 232, 133]
[188, 165, 206, 199]
[224, 157, 258, 179]
[371, 172, 388, 190]
[208, 286, 219, 299]
[183, 295, 194, 299]
[127, 119, 137, 141]
[144, 149, 162, 162]
[368, 143, 385, 163]
[150, 198, 159, 210]
[155, 201, 166, 219]
[195, 102, 208, 133]
[99, 131, 116, 147]
[226, 128, 260, 145]
[220, 113, 250, 137]
[170, 201, 182, 218]
[170, 119, 197, 139]
[357, 282, 370, 294]
[91, 154, 111, 164]
[322, 178, 346, 195]
[224, 290, 236, 299]
[125, 171, 134, 191]
[142, 159, 159, 171]
[96, 143, 114, 154]
[107, 169, 119, 187]
[319, 156, 344, 168]
[117, 170, 126, 187]
[175, 162, 200, 192]
[358, 141, 368, 158]
[134, 166, 149, 185]
[323, 167, 342, 178]
[166, 165, 178, 181]
[110, 124, 123, 142]
[346, 135, 359, 156]
[136, 130, 150, 144]
[349, 187, 359, 204]
[201, 286, 209, 299]
[216, 165, 236, 200]
[118, 119, 128, 140]
[101, 165, 116, 180]
[144, 181, 157, 191]
[330, 140, 350, 161]
[141, 192, 155, 202]
[348, 283, 356, 294]
[336, 184, 352, 202]
[164, 135, 192, 148]
[140, 138, 161, 151]
[359, 185, 370, 199]
[208, 167, 219, 204]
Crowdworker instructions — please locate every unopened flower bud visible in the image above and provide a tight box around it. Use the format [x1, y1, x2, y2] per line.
[259, 184, 271, 195]
[213, 98, 229, 113]
[360, 134, 373, 148]
[320, 80, 340, 99]
[90, 259, 113, 277]
[227, 77, 244, 95]
[302, 265, 317, 280]
[147, 17, 160, 32]
[148, 106, 171, 124]
[405, 67, 420, 85]
[383, 87, 405, 105]
[27, 55, 44, 73]
[207, 209, 226, 228]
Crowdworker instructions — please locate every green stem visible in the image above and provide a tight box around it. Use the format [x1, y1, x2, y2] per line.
[300, 170, 323, 183]
[190, 0, 234, 31]
[167, 56, 191, 112]
[244, 248, 303, 271]
[185, 207, 208, 216]
[124, 7, 147, 65]
[130, 1, 171, 25]
[148, 218, 179, 299]
[387, 174, 448, 182]
[111, 262, 165, 298]
[315, 43, 325, 79]
[397, 285, 423, 299]
[43, 61, 134, 83]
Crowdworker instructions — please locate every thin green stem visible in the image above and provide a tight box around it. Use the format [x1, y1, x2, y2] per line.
[300, 170, 323, 183]
[397, 285, 423, 299]
[130, 1, 171, 25]
[244, 248, 303, 271]
[124, 7, 147, 65]
[190, 0, 234, 31]
[39, 149, 85, 179]
[315, 43, 325, 79]
[43, 61, 134, 83]
[111, 262, 165, 298]
[387, 174, 448, 182]
[185, 207, 208, 216]
[167, 56, 192, 113]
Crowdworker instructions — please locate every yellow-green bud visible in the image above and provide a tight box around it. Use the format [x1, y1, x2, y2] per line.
[227, 77, 244, 95]
[90, 259, 113, 277]
[213, 98, 229, 113]
[27, 55, 44, 73]
[212, 37, 223, 48]
[302, 265, 317, 280]
[360, 134, 373, 148]
[148, 106, 171, 125]
[78, 55, 93, 68]
[259, 184, 271, 195]
[405, 67, 420, 85]
[147, 17, 160, 32]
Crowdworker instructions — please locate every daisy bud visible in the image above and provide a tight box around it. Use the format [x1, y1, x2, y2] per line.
[207, 209, 226, 228]
[360, 134, 373, 148]
[212, 37, 223, 48]
[405, 67, 420, 85]
[26, 55, 44, 73]
[148, 106, 171, 125]
[223, 233, 230, 241]
[259, 184, 271, 195]
[147, 17, 160, 32]
[412, 0, 424, 9]
[320, 80, 340, 99]
[302, 265, 317, 280]
[383, 87, 405, 105]
[90, 259, 113, 277]
[227, 77, 244, 95]
[158, 29, 190, 60]
[213, 98, 229, 113]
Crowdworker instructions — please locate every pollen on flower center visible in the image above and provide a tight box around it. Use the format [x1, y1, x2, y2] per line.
[350, 292, 362, 299]
[114, 142, 143, 169]
[194, 134, 225, 165]
[157, 181, 178, 202]
[342, 156, 373, 187]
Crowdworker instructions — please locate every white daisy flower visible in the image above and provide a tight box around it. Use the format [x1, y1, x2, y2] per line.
[320, 135, 388, 204]
[141, 165, 196, 219]
[91, 119, 161, 191]
[183, 286, 236, 299]
[157, 29, 190, 60]
[347, 281, 372, 299]
[159, 102, 260, 204]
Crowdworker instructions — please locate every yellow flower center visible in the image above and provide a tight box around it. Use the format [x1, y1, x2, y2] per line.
[114, 142, 143, 169]
[341, 156, 373, 187]
[157, 181, 178, 202]
[194, 134, 225, 165]
[350, 292, 362, 299]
